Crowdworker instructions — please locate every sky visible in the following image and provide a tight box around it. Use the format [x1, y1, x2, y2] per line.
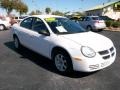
[0, 0, 119, 15]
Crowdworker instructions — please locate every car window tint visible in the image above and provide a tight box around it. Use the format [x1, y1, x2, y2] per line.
[92, 17, 102, 20]
[32, 18, 49, 34]
[46, 18, 85, 34]
[20, 17, 33, 29]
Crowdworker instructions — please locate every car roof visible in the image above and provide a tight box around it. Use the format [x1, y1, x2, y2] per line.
[31, 15, 64, 19]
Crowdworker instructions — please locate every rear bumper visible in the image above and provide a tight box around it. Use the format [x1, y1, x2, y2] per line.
[93, 24, 106, 30]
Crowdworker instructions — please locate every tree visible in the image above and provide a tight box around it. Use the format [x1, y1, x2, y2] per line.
[52, 11, 64, 16]
[29, 11, 36, 15]
[45, 7, 51, 14]
[29, 10, 42, 15]
[74, 11, 85, 16]
[0, 0, 28, 15]
[15, 1, 28, 15]
[36, 10, 42, 15]
[0, 0, 16, 15]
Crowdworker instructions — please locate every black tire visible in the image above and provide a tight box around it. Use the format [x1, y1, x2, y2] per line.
[0, 24, 5, 31]
[87, 26, 102, 32]
[92, 29, 103, 32]
[53, 50, 73, 74]
[98, 29, 103, 32]
[87, 25, 92, 31]
[13, 36, 21, 50]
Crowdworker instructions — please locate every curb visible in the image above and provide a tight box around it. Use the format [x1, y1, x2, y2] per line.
[104, 28, 120, 32]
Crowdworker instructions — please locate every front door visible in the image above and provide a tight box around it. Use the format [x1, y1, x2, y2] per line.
[28, 17, 51, 58]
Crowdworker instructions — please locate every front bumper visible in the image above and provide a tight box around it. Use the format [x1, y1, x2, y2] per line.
[72, 47, 116, 72]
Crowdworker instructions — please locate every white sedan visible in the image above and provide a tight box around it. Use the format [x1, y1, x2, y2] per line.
[78, 16, 106, 32]
[0, 18, 11, 30]
[11, 15, 116, 73]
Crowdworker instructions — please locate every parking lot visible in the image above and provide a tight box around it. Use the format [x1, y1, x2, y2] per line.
[0, 30, 120, 90]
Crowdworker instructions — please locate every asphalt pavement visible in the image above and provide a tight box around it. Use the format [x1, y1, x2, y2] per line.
[0, 30, 120, 90]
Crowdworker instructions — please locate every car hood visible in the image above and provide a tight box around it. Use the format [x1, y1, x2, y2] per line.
[60, 32, 114, 52]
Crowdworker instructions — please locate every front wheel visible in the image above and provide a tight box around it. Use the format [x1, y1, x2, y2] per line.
[53, 51, 73, 73]
[0, 24, 5, 31]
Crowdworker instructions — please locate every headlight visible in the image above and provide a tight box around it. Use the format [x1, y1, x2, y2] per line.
[81, 46, 96, 58]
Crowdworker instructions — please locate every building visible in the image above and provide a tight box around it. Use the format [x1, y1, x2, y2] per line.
[85, 1, 120, 20]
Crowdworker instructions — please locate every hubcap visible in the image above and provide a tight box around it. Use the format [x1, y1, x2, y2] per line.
[14, 38, 19, 48]
[55, 54, 67, 72]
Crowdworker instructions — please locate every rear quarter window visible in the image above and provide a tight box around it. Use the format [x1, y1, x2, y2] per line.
[20, 17, 33, 29]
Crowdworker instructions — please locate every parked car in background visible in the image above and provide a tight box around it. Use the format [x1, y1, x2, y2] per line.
[69, 16, 80, 22]
[11, 15, 116, 73]
[14, 16, 28, 23]
[0, 17, 11, 30]
[78, 16, 106, 32]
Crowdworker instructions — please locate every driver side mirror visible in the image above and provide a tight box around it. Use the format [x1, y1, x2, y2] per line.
[38, 30, 50, 36]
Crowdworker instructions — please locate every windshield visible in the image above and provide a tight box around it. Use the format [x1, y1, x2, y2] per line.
[45, 17, 86, 34]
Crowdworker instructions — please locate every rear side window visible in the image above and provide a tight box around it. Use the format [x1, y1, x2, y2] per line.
[20, 17, 33, 29]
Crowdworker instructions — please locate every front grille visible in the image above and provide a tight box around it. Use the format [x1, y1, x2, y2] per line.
[99, 50, 109, 55]
[99, 47, 115, 60]
[110, 47, 114, 52]
[103, 55, 110, 59]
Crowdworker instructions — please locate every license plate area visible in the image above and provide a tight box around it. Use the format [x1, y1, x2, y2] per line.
[101, 61, 110, 67]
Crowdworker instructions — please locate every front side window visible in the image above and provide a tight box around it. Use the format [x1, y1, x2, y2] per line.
[20, 17, 33, 29]
[32, 18, 49, 35]
[45, 17, 86, 35]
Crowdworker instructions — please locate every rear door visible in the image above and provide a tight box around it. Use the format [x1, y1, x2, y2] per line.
[80, 17, 90, 29]
[19, 17, 51, 57]
[78, 17, 86, 28]
[18, 17, 34, 48]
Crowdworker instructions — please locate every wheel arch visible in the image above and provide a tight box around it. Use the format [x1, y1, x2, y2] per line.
[51, 46, 72, 60]
[51, 46, 73, 72]
[87, 25, 92, 28]
[13, 34, 21, 43]
[13, 34, 17, 38]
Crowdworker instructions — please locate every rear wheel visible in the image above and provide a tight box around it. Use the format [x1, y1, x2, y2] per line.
[14, 36, 21, 49]
[53, 50, 73, 73]
[87, 25, 102, 32]
[87, 26, 92, 31]
[91, 29, 103, 32]
[0, 24, 5, 31]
